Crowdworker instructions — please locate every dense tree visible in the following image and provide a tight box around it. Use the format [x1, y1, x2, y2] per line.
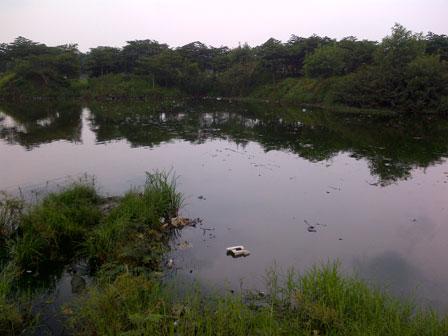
[135, 50, 184, 87]
[177, 41, 214, 72]
[5, 37, 49, 60]
[285, 34, 333, 75]
[258, 38, 288, 86]
[85, 47, 122, 77]
[425, 32, 448, 61]
[402, 55, 448, 112]
[122, 40, 169, 73]
[337, 37, 377, 74]
[375, 24, 425, 73]
[304, 45, 346, 78]
[0, 43, 7, 72]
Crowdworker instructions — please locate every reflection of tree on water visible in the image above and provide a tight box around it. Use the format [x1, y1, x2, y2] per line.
[88, 101, 448, 185]
[1, 100, 447, 185]
[0, 101, 83, 150]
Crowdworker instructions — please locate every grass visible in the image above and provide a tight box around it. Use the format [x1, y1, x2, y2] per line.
[65, 261, 448, 335]
[0, 262, 38, 335]
[85, 170, 184, 279]
[0, 170, 185, 335]
[82, 74, 185, 99]
[12, 182, 101, 267]
[248, 77, 397, 115]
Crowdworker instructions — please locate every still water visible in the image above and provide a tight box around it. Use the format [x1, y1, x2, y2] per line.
[1, 100, 448, 312]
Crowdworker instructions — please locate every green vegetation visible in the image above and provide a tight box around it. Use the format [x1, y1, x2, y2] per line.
[1, 24, 447, 111]
[0, 171, 184, 334]
[82, 74, 184, 99]
[1, 172, 448, 334]
[66, 263, 448, 335]
[85, 171, 183, 278]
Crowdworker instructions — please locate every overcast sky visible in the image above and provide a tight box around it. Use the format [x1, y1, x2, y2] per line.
[1, 0, 447, 52]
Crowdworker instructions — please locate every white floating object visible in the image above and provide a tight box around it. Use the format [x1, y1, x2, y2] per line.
[226, 246, 250, 257]
[302, 108, 307, 112]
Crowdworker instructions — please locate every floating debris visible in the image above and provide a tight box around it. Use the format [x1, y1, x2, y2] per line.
[198, 195, 206, 200]
[226, 246, 250, 258]
[176, 241, 192, 249]
[171, 216, 189, 228]
[304, 220, 317, 232]
[167, 259, 174, 269]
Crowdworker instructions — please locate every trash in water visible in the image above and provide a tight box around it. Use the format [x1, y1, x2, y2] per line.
[176, 241, 192, 249]
[167, 259, 174, 269]
[226, 246, 250, 258]
[171, 216, 189, 227]
[304, 219, 317, 232]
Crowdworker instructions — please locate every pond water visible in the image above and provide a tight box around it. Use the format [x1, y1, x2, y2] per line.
[1, 100, 448, 313]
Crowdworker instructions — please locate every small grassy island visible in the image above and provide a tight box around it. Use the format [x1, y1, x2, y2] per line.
[1, 24, 447, 113]
[1, 172, 448, 335]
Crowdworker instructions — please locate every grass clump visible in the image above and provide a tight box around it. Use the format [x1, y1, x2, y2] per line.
[7, 182, 101, 268]
[85, 171, 183, 277]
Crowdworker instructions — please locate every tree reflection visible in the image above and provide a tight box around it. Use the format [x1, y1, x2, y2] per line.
[88, 101, 448, 185]
[0, 101, 83, 150]
[2, 100, 447, 185]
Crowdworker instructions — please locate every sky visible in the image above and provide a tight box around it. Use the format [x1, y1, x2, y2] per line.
[1, 0, 447, 52]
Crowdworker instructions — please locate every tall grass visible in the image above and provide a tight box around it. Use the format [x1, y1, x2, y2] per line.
[0, 191, 24, 263]
[3, 182, 101, 268]
[85, 170, 184, 277]
[0, 262, 39, 335]
[66, 262, 448, 335]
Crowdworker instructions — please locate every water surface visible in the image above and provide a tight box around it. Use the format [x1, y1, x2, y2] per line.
[1, 100, 448, 312]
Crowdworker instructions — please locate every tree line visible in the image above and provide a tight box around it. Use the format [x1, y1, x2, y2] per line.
[1, 24, 447, 112]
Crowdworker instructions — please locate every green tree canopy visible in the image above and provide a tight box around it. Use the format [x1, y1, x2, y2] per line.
[122, 40, 169, 74]
[304, 45, 346, 78]
[85, 47, 122, 77]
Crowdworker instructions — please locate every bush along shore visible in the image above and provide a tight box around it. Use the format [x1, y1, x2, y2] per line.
[1, 173, 448, 335]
